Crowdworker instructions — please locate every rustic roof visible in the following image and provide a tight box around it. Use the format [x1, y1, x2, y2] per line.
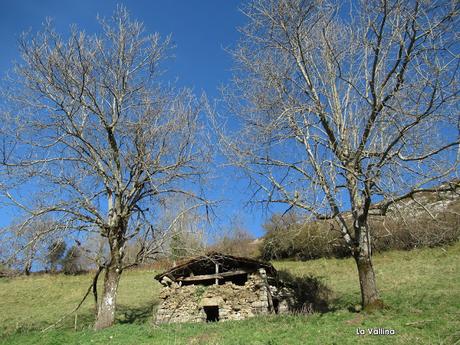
[154, 252, 277, 282]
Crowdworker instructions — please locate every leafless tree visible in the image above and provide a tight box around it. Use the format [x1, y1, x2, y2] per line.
[0, 217, 64, 275]
[214, 0, 459, 309]
[163, 195, 208, 261]
[209, 218, 258, 258]
[121, 194, 208, 267]
[0, 7, 209, 329]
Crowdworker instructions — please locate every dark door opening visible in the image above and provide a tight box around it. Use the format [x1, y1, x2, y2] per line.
[204, 306, 219, 322]
[273, 298, 279, 314]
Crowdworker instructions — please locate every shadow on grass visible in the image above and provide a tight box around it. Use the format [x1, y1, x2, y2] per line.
[277, 270, 333, 314]
[8, 302, 160, 333]
[117, 302, 158, 324]
[39, 302, 158, 331]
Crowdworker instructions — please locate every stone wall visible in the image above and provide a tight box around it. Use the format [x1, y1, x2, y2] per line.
[155, 270, 276, 324]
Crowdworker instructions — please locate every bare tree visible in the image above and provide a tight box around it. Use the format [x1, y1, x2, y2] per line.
[207, 216, 259, 257]
[121, 194, 208, 267]
[0, 217, 63, 275]
[214, 0, 459, 309]
[0, 7, 209, 329]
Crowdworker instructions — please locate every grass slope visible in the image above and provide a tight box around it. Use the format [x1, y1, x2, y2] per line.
[1, 243, 459, 344]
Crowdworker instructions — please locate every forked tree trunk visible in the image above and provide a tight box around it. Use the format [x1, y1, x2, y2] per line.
[94, 264, 122, 330]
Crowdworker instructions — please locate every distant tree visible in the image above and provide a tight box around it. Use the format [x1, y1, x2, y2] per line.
[62, 245, 84, 275]
[0, 218, 62, 275]
[23, 220, 60, 275]
[167, 196, 207, 264]
[0, 7, 209, 329]
[46, 241, 66, 272]
[210, 220, 258, 258]
[215, 0, 459, 309]
[169, 232, 188, 263]
[23, 240, 37, 276]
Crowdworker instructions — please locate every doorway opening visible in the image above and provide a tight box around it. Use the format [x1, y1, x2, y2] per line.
[204, 306, 219, 322]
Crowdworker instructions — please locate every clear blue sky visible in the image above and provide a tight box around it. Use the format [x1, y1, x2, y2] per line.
[0, 0, 279, 238]
[0, 0, 244, 94]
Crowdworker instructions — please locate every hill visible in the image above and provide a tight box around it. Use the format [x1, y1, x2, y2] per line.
[1, 242, 459, 344]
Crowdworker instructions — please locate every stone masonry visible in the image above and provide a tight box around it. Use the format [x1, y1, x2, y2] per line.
[155, 269, 285, 323]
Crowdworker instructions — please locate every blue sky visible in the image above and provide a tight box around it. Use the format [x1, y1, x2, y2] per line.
[0, 0, 279, 238]
[0, 0, 244, 93]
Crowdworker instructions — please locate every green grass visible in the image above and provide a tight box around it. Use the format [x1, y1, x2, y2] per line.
[1, 243, 459, 344]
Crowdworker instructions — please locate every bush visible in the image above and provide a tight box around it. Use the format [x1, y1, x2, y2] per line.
[371, 206, 460, 251]
[0, 264, 10, 278]
[261, 214, 349, 261]
[209, 227, 260, 258]
[261, 196, 460, 261]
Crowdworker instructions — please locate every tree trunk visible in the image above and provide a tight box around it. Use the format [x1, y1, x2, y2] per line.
[353, 222, 383, 310]
[24, 245, 34, 276]
[354, 254, 382, 309]
[24, 261, 31, 276]
[94, 198, 127, 330]
[94, 265, 121, 330]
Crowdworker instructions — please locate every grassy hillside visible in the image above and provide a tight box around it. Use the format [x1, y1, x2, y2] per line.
[1, 243, 459, 344]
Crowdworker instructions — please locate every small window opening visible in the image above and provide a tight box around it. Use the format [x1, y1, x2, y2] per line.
[204, 306, 219, 322]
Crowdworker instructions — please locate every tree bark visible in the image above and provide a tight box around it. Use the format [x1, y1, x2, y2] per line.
[353, 222, 383, 310]
[94, 225, 125, 330]
[24, 261, 31, 276]
[354, 255, 381, 309]
[24, 243, 35, 276]
[94, 264, 121, 330]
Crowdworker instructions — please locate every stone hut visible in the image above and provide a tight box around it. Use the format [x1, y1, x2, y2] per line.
[154, 252, 293, 323]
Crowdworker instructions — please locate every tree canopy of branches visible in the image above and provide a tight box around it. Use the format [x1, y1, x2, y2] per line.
[216, 0, 459, 309]
[0, 7, 208, 329]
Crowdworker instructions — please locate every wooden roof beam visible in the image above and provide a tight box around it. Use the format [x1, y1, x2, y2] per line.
[177, 270, 251, 282]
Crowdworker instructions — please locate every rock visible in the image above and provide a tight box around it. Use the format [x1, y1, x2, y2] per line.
[200, 296, 223, 307]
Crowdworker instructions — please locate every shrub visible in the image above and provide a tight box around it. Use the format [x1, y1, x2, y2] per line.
[261, 214, 350, 261]
[209, 227, 260, 258]
[261, 196, 460, 261]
